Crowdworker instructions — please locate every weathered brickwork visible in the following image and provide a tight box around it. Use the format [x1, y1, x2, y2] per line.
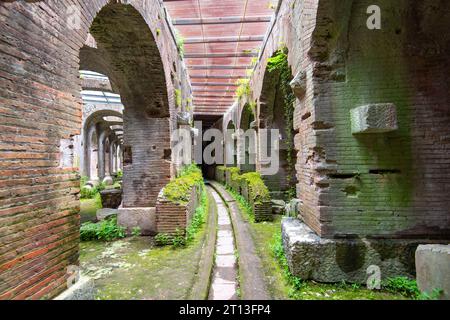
[0, 0, 191, 299]
[225, 0, 450, 240]
[155, 185, 202, 235]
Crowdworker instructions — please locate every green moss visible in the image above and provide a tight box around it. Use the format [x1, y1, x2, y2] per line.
[266, 48, 296, 195]
[175, 30, 185, 58]
[80, 193, 102, 223]
[163, 164, 203, 205]
[174, 89, 182, 109]
[241, 172, 270, 204]
[235, 78, 251, 99]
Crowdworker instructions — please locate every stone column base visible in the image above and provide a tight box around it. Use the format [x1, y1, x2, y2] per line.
[281, 217, 446, 284]
[118, 207, 156, 236]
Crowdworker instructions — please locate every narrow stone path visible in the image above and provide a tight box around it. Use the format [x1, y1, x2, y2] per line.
[209, 181, 270, 300]
[208, 189, 239, 300]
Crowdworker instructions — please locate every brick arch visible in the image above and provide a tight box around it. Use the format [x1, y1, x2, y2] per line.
[82, 109, 123, 179]
[239, 104, 255, 131]
[238, 104, 257, 173]
[86, 3, 169, 118]
[0, 0, 188, 299]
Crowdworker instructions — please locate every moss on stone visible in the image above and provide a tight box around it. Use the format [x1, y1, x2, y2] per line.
[241, 172, 271, 204]
[163, 164, 203, 205]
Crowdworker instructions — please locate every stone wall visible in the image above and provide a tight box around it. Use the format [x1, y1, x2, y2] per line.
[0, 0, 191, 299]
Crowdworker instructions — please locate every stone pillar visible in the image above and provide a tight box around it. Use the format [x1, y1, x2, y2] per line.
[98, 130, 108, 181]
[109, 141, 117, 174]
[87, 125, 99, 183]
[117, 111, 171, 236]
[117, 144, 123, 171]
[104, 138, 111, 177]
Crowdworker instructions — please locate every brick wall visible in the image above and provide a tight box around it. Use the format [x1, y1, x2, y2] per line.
[155, 185, 202, 235]
[0, 0, 191, 299]
[225, 0, 450, 239]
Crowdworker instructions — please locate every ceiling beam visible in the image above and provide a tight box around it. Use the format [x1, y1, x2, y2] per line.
[184, 35, 265, 44]
[188, 65, 250, 70]
[194, 94, 237, 99]
[194, 99, 235, 103]
[190, 75, 248, 80]
[194, 112, 228, 116]
[194, 106, 230, 109]
[191, 82, 238, 87]
[184, 52, 258, 58]
[172, 16, 272, 26]
[193, 88, 235, 91]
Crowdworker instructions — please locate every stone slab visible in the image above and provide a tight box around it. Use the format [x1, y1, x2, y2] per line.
[53, 276, 95, 300]
[282, 217, 435, 283]
[350, 103, 398, 134]
[416, 244, 450, 299]
[96, 208, 118, 221]
[118, 207, 156, 236]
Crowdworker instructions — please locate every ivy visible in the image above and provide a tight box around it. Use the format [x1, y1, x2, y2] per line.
[267, 48, 296, 199]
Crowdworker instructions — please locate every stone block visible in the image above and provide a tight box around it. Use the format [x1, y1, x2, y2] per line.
[271, 199, 286, 215]
[416, 245, 450, 299]
[290, 71, 307, 98]
[54, 276, 96, 300]
[96, 208, 118, 221]
[350, 103, 398, 134]
[100, 188, 122, 208]
[285, 198, 302, 218]
[282, 217, 426, 283]
[118, 207, 156, 236]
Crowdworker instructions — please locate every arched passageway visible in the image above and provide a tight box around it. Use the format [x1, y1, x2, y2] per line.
[238, 104, 257, 173]
[258, 51, 298, 201]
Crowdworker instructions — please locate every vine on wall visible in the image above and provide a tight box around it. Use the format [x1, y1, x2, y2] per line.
[267, 48, 296, 199]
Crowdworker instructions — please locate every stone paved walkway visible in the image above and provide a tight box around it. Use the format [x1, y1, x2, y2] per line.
[208, 190, 238, 300]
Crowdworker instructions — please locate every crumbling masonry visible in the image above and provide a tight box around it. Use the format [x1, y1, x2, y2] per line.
[0, 0, 449, 299]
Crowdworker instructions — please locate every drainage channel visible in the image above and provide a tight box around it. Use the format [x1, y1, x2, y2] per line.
[208, 188, 239, 300]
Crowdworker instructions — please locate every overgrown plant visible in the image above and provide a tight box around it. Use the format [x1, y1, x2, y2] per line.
[163, 164, 203, 205]
[226, 186, 254, 222]
[80, 177, 106, 200]
[382, 276, 420, 298]
[80, 217, 126, 241]
[382, 276, 442, 300]
[267, 48, 296, 199]
[175, 88, 182, 109]
[235, 78, 251, 99]
[271, 231, 303, 297]
[156, 188, 208, 248]
[175, 30, 185, 58]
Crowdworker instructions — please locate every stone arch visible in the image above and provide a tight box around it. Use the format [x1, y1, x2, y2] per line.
[225, 119, 237, 167]
[81, 3, 172, 211]
[238, 104, 257, 172]
[82, 109, 123, 179]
